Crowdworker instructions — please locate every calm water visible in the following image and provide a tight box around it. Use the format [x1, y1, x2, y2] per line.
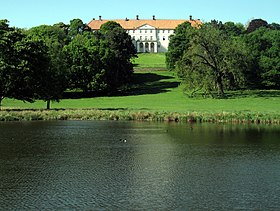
[0, 121, 280, 210]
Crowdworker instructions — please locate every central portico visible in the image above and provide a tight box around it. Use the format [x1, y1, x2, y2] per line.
[133, 24, 158, 53]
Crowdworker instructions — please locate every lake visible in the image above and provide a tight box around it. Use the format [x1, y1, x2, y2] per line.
[0, 121, 280, 210]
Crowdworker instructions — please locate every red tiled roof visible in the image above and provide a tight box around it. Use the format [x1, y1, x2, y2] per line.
[88, 19, 202, 30]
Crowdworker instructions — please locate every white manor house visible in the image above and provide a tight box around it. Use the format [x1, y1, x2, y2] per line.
[88, 15, 202, 53]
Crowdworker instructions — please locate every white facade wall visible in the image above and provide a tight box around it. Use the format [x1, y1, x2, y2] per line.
[127, 25, 174, 53]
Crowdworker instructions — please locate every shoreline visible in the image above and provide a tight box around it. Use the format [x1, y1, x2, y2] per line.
[0, 108, 279, 124]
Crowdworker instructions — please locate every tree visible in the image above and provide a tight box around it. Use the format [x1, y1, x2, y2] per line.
[247, 19, 268, 33]
[269, 23, 280, 30]
[209, 20, 246, 37]
[166, 22, 196, 70]
[0, 20, 14, 105]
[222, 22, 245, 36]
[67, 18, 91, 40]
[0, 20, 51, 106]
[176, 24, 248, 98]
[64, 21, 136, 94]
[64, 32, 104, 92]
[244, 27, 280, 89]
[26, 24, 68, 109]
[97, 21, 137, 92]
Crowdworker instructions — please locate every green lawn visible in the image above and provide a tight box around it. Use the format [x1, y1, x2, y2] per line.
[132, 53, 167, 69]
[2, 70, 280, 115]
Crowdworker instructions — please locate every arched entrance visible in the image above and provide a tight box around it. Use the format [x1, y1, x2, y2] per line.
[139, 42, 144, 53]
[145, 42, 149, 52]
[150, 43, 155, 53]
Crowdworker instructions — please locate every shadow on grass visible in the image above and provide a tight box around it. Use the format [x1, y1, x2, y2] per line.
[123, 72, 180, 96]
[63, 72, 180, 99]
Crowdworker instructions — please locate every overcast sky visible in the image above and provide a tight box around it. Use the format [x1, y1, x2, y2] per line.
[1, 0, 279, 28]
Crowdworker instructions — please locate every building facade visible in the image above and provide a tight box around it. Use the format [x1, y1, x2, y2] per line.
[88, 15, 201, 53]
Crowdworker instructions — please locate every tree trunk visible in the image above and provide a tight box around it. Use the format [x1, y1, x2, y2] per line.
[216, 75, 225, 98]
[46, 100, 51, 110]
[0, 97, 3, 108]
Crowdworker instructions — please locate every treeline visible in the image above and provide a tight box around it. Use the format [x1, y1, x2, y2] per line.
[166, 19, 280, 98]
[0, 19, 136, 108]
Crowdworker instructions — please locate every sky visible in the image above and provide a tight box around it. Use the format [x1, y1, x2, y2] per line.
[1, 0, 280, 29]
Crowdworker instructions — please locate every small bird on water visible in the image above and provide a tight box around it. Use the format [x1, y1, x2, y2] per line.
[119, 139, 127, 143]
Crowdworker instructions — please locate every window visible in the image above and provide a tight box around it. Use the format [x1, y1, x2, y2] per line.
[162, 30, 165, 33]
[150, 30, 152, 33]
[145, 30, 147, 33]
[140, 30, 142, 33]
[150, 36, 153, 40]
[140, 36, 142, 40]
[132, 36, 135, 40]
[145, 36, 147, 40]
[163, 36, 165, 41]
[133, 30, 135, 33]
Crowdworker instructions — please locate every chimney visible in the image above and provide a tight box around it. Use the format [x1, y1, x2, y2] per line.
[136, 15, 139, 20]
[125, 17, 129, 21]
[189, 15, 193, 21]
[99, 16, 102, 21]
[153, 15, 156, 20]
[92, 18, 95, 20]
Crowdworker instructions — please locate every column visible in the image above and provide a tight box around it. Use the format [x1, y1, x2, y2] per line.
[154, 42, 158, 53]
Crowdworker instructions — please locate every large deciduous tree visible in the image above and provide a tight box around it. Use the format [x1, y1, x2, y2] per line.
[64, 21, 137, 94]
[26, 24, 68, 109]
[176, 24, 248, 97]
[0, 20, 50, 106]
[97, 21, 137, 92]
[244, 27, 280, 89]
[64, 32, 104, 92]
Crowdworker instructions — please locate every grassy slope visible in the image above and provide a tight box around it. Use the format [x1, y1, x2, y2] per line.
[1, 53, 280, 117]
[133, 53, 166, 68]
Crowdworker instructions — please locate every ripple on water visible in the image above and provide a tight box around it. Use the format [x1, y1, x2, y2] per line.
[0, 121, 280, 210]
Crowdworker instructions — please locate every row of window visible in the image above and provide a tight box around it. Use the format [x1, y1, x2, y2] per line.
[128, 29, 173, 34]
[132, 36, 170, 41]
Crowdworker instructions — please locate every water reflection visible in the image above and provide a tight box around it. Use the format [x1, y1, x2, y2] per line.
[0, 121, 279, 210]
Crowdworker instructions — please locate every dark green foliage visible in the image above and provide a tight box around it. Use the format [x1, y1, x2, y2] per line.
[221, 22, 246, 36]
[64, 32, 105, 92]
[0, 20, 53, 106]
[166, 22, 195, 70]
[64, 21, 136, 93]
[176, 24, 248, 98]
[244, 27, 280, 89]
[269, 23, 280, 30]
[67, 19, 91, 40]
[97, 21, 137, 92]
[100, 21, 122, 31]
[26, 24, 68, 108]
